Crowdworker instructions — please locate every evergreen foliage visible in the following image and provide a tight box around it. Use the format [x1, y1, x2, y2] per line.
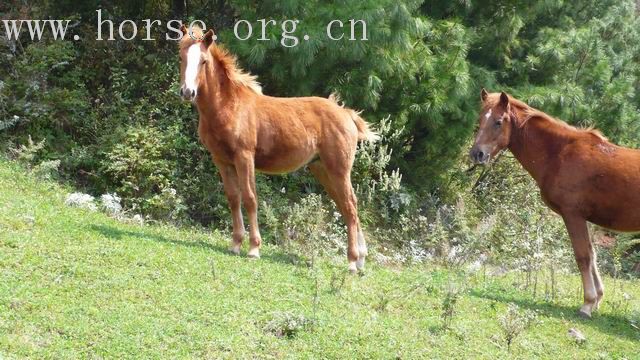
[1, 1, 639, 270]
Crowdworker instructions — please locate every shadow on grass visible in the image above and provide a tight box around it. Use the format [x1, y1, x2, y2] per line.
[88, 224, 302, 266]
[470, 289, 639, 341]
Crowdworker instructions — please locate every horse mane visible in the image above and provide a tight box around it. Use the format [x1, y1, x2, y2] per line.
[179, 26, 262, 94]
[210, 46, 263, 94]
[484, 93, 607, 141]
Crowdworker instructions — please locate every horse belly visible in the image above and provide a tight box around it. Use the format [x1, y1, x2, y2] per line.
[254, 119, 320, 174]
[588, 203, 640, 232]
[255, 148, 317, 174]
[549, 146, 640, 231]
[591, 161, 640, 231]
[582, 177, 640, 232]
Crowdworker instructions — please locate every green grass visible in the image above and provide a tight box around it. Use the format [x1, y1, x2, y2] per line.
[0, 160, 639, 359]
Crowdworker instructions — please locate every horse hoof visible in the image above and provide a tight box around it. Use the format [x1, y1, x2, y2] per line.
[348, 262, 358, 274]
[577, 309, 592, 319]
[247, 247, 260, 259]
[356, 257, 365, 270]
[229, 244, 241, 255]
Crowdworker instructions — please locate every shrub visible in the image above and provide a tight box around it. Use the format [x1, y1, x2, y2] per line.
[441, 286, 461, 330]
[263, 312, 314, 339]
[102, 126, 174, 214]
[498, 303, 538, 351]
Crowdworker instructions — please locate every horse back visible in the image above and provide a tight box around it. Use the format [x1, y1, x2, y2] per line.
[251, 95, 358, 173]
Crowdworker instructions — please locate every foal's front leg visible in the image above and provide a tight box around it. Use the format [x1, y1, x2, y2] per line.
[235, 152, 262, 258]
[218, 164, 244, 254]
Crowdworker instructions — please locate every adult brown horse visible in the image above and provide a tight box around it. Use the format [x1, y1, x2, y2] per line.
[470, 89, 640, 317]
[177, 26, 378, 273]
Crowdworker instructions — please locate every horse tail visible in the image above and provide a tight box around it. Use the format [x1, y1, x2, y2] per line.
[328, 93, 379, 143]
[350, 110, 380, 143]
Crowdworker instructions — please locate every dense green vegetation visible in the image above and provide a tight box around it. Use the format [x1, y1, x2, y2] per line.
[1, 1, 639, 267]
[1, 160, 639, 358]
[1, 1, 640, 356]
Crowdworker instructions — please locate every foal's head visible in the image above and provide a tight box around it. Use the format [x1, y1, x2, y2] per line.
[470, 89, 514, 164]
[178, 25, 216, 102]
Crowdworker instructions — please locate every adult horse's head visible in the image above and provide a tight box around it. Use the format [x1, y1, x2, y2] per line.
[470, 89, 514, 164]
[178, 25, 216, 102]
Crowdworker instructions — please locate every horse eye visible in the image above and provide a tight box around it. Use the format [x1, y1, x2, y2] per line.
[495, 120, 503, 127]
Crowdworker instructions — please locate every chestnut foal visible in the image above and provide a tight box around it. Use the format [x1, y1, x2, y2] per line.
[470, 89, 640, 317]
[178, 26, 378, 272]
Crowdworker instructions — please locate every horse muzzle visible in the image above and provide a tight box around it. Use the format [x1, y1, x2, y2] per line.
[179, 86, 197, 102]
[470, 147, 491, 164]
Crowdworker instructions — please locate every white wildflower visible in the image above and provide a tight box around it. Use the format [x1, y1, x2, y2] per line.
[131, 214, 144, 225]
[447, 245, 461, 262]
[100, 193, 122, 216]
[373, 252, 391, 265]
[468, 256, 485, 273]
[64, 192, 97, 211]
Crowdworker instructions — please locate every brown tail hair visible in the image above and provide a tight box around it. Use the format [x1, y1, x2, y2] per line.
[349, 110, 380, 142]
[329, 93, 379, 142]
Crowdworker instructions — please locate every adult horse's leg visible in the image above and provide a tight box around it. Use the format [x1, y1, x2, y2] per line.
[309, 161, 367, 271]
[235, 152, 262, 258]
[563, 214, 598, 317]
[591, 245, 604, 309]
[218, 164, 244, 254]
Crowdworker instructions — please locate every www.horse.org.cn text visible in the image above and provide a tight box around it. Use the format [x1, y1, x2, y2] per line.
[1, 10, 368, 47]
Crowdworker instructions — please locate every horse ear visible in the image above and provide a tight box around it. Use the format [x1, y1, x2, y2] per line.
[203, 29, 216, 47]
[499, 91, 509, 107]
[481, 88, 488, 102]
[180, 24, 188, 36]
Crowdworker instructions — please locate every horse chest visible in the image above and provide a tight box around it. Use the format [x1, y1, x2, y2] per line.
[198, 125, 238, 164]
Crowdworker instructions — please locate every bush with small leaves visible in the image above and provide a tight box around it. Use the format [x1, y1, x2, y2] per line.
[498, 303, 538, 351]
[263, 312, 314, 339]
[441, 286, 462, 330]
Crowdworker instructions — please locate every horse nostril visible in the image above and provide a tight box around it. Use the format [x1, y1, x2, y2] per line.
[477, 151, 485, 161]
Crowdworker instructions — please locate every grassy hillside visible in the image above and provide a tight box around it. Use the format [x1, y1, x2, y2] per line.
[0, 160, 638, 359]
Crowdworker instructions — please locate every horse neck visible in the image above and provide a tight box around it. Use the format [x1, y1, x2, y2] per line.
[194, 61, 237, 123]
[507, 111, 572, 184]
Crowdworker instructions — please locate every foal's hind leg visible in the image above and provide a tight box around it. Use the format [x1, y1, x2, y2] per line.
[312, 161, 362, 273]
[309, 162, 367, 271]
[335, 175, 360, 273]
[563, 214, 599, 318]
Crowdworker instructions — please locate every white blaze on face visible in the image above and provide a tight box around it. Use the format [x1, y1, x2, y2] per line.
[477, 108, 493, 139]
[184, 43, 202, 92]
